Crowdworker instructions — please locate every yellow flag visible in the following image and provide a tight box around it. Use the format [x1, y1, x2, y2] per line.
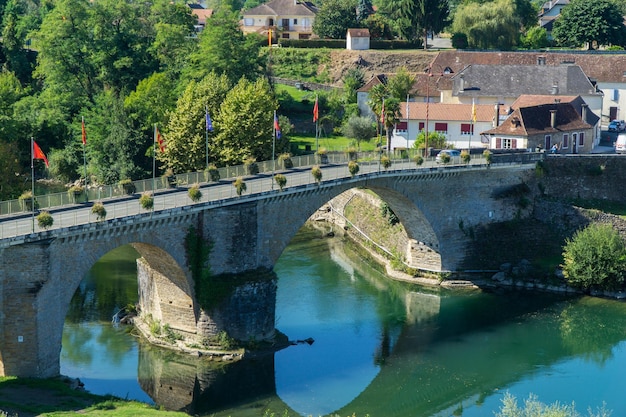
[471, 98, 476, 124]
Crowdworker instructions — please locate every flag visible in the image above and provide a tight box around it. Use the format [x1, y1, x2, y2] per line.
[156, 127, 165, 153]
[471, 98, 476, 124]
[268, 29, 272, 47]
[274, 112, 281, 139]
[313, 96, 319, 123]
[33, 140, 49, 168]
[81, 117, 87, 145]
[205, 108, 213, 132]
[380, 99, 385, 124]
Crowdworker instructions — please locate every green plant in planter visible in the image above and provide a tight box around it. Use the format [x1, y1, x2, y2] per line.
[37, 211, 54, 229]
[18, 191, 39, 211]
[348, 160, 359, 177]
[311, 165, 323, 184]
[188, 184, 202, 202]
[316, 148, 329, 164]
[244, 157, 258, 175]
[439, 152, 451, 164]
[139, 192, 154, 210]
[91, 202, 107, 221]
[274, 174, 287, 191]
[345, 146, 358, 161]
[119, 179, 136, 195]
[162, 168, 176, 188]
[381, 155, 392, 170]
[205, 164, 220, 182]
[413, 155, 424, 166]
[461, 150, 471, 164]
[483, 149, 493, 165]
[278, 153, 293, 169]
[234, 177, 247, 196]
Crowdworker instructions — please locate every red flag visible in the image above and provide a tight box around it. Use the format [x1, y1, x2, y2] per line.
[33, 140, 49, 168]
[274, 112, 281, 139]
[81, 118, 87, 145]
[313, 96, 319, 122]
[156, 128, 165, 153]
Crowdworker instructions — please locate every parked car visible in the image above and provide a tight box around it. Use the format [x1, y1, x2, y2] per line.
[608, 120, 625, 132]
[435, 149, 461, 164]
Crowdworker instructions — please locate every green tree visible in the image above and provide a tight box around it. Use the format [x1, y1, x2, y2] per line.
[0, 141, 23, 199]
[313, 0, 358, 39]
[412, 131, 448, 150]
[160, 73, 231, 173]
[521, 26, 549, 49]
[213, 77, 281, 166]
[562, 223, 626, 291]
[1, 0, 40, 84]
[387, 67, 415, 102]
[552, 0, 626, 50]
[390, 0, 450, 47]
[357, 0, 374, 22]
[381, 97, 401, 149]
[364, 13, 394, 40]
[452, 0, 522, 50]
[343, 116, 376, 149]
[182, 9, 264, 84]
[342, 68, 365, 104]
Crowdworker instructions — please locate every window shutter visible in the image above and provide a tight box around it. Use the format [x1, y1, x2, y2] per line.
[512, 139, 517, 149]
[579, 132, 584, 146]
[496, 138, 502, 148]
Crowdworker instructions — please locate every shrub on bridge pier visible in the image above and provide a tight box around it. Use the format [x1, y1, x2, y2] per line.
[274, 174, 287, 191]
[348, 160, 360, 177]
[413, 155, 424, 166]
[205, 164, 220, 182]
[316, 148, 329, 164]
[244, 157, 259, 175]
[483, 149, 493, 165]
[188, 184, 202, 202]
[461, 150, 471, 164]
[234, 177, 247, 196]
[311, 165, 323, 184]
[119, 179, 136, 195]
[36, 211, 53, 229]
[18, 191, 39, 211]
[91, 202, 107, 221]
[139, 192, 154, 210]
[278, 153, 293, 169]
[381, 155, 392, 170]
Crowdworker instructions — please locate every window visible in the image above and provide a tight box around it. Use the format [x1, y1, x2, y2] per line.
[544, 135, 552, 149]
[613, 89, 619, 101]
[282, 33, 289, 39]
[419, 122, 425, 131]
[501, 138, 517, 149]
[434, 122, 448, 133]
[293, 19, 298, 25]
[244, 18, 254, 26]
[562, 133, 569, 148]
[299, 33, 310, 40]
[460, 123, 474, 135]
[579, 132, 584, 146]
[302, 18, 310, 28]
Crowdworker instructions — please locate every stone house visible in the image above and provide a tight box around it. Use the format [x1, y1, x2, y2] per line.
[241, 0, 317, 41]
[346, 28, 370, 50]
[481, 101, 593, 153]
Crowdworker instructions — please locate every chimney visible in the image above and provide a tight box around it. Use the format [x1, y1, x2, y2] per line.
[459, 75, 465, 92]
[581, 103, 588, 122]
[494, 102, 500, 127]
[550, 110, 557, 128]
[551, 84, 558, 95]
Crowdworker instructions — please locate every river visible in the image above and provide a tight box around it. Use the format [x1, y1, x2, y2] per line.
[61, 226, 626, 416]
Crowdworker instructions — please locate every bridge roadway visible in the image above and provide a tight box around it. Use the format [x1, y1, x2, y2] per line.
[0, 156, 486, 240]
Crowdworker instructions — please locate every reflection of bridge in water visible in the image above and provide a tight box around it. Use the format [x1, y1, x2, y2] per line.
[139, 239, 585, 417]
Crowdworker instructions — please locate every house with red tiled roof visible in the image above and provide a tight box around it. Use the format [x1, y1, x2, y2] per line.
[430, 51, 626, 124]
[481, 101, 593, 153]
[188, 4, 213, 32]
[390, 102, 507, 150]
[357, 74, 387, 119]
[241, 0, 317, 41]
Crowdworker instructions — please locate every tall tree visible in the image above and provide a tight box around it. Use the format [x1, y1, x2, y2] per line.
[357, 0, 374, 22]
[552, 0, 626, 50]
[342, 68, 365, 104]
[386, 67, 415, 101]
[391, 0, 450, 48]
[312, 0, 358, 39]
[452, 0, 521, 50]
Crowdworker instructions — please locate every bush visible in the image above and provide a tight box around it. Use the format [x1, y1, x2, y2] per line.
[37, 211, 54, 230]
[483, 149, 493, 165]
[342, 116, 376, 149]
[139, 192, 154, 210]
[278, 153, 293, 169]
[461, 150, 470, 164]
[311, 165, 323, 184]
[205, 164, 220, 182]
[414, 155, 424, 166]
[91, 202, 107, 221]
[562, 223, 626, 291]
[18, 191, 39, 211]
[345, 146, 358, 161]
[244, 157, 258, 175]
[381, 155, 392, 170]
[119, 179, 136, 195]
[274, 173, 287, 191]
[348, 160, 359, 177]
[234, 177, 247, 196]
[495, 392, 611, 417]
[188, 184, 202, 202]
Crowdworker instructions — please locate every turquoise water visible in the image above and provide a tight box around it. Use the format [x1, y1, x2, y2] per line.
[61, 229, 626, 416]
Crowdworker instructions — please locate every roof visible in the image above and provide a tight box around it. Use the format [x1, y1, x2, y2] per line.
[430, 50, 626, 84]
[357, 74, 387, 93]
[410, 73, 453, 97]
[482, 102, 591, 137]
[191, 8, 213, 25]
[511, 94, 600, 126]
[347, 28, 370, 38]
[243, 0, 317, 17]
[400, 102, 506, 123]
[452, 64, 600, 98]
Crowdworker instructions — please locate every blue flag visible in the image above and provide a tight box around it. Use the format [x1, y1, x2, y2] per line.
[274, 113, 281, 139]
[205, 108, 213, 132]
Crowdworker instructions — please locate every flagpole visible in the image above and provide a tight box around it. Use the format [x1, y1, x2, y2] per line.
[205, 105, 209, 169]
[272, 110, 276, 190]
[82, 117, 88, 200]
[406, 94, 410, 158]
[315, 94, 319, 152]
[31, 137, 35, 232]
[470, 97, 475, 152]
[152, 124, 156, 195]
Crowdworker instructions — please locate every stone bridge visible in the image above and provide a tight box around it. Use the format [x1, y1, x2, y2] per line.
[0, 162, 538, 377]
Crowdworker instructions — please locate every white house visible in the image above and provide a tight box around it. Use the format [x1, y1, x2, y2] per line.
[346, 28, 370, 50]
[241, 0, 317, 40]
[391, 102, 505, 150]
